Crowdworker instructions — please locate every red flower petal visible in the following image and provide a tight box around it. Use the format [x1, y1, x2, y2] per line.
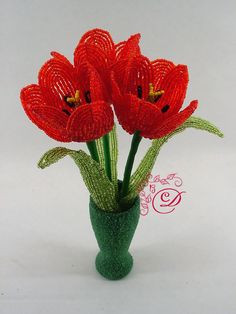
[29, 106, 71, 142]
[152, 59, 175, 89]
[74, 43, 111, 74]
[113, 94, 165, 135]
[142, 100, 198, 139]
[21, 85, 71, 142]
[75, 28, 115, 66]
[115, 33, 141, 61]
[124, 55, 153, 99]
[155, 64, 189, 117]
[113, 55, 153, 100]
[113, 95, 138, 135]
[50, 51, 73, 65]
[89, 66, 107, 102]
[111, 72, 122, 101]
[76, 62, 108, 103]
[21, 84, 47, 110]
[67, 101, 114, 142]
[136, 99, 163, 134]
[112, 34, 142, 97]
[38, 54, 77, 109]
[74, 29, 115, 97]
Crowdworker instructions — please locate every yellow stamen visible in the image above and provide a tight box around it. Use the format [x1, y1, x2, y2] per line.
[148, 83, 164, 103]
[66, 90, 81, 105]
[74, 90, 80, 103]
[149, 83, 155, 95]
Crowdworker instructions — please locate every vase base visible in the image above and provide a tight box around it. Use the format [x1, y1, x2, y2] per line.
[95, 252, 133, 280]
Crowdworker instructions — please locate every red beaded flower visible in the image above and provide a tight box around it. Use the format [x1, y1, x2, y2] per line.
[111, 37, 198, 139]
[21, 50, 114, 142]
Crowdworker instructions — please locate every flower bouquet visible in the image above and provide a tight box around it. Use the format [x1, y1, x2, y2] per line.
[20, 29, 223, 280]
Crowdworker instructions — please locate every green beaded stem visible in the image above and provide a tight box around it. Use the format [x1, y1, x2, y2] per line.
[86, 140, 99, 163]
[102, 133, 112, 181]
[120, 131, 142, 199]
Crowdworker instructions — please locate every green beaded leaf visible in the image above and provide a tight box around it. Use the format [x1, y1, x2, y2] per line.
[38, 147, 118, 211]
[109, 124, 118, 195]
[38, 147, 71, 169]
[96, 124, 118, 195]
[96, 136, 105, 170]
[123, 116, 224, 203]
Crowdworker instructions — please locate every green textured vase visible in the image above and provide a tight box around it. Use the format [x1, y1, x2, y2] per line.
[89, 195, 140, 280]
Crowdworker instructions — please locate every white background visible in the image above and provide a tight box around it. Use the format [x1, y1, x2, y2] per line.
[0, 0, 235, 313]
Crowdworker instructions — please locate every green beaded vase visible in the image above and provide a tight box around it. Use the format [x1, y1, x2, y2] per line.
[89, 195, 140, 280]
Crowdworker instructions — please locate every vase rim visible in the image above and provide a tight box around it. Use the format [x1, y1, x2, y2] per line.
[89, 194, 140, 216]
